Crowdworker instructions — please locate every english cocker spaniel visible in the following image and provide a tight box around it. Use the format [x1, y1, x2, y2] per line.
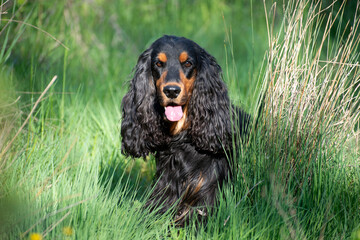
[121, 35, 249, 226]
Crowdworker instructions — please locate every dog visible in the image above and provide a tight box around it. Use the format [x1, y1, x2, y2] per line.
[121, 35, 249, 226]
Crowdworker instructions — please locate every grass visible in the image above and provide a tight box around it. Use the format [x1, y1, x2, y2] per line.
[1, 0, 360, 239]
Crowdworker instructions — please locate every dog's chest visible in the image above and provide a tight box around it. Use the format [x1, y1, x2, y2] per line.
[158, 143, 204, 168]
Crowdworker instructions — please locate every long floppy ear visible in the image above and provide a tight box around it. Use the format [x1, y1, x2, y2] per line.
[121, 48, 164, 158]
[188, 48, 232, 154]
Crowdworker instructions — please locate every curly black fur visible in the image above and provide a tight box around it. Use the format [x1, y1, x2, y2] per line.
[121, 35, 250, 226]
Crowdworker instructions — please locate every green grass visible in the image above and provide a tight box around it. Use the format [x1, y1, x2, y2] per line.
[1, 0, 360, 239]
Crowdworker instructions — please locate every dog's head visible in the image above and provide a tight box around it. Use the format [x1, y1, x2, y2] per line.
[150, 37, 198, 124]
[121, 35, 233, 157]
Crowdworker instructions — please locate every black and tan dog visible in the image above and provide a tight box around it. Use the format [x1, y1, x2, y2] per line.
[121, 35, 249, 226]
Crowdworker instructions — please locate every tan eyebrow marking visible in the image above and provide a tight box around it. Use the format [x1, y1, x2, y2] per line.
[158, 52, 167, 62]
[179, 51, 188, 63]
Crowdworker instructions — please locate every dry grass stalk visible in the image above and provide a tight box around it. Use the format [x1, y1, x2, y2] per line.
[260, 0, 360, 180]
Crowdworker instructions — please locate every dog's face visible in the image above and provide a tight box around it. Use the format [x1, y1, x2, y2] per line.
[150, 37, 198, 124]
[121, 35, 235, 156]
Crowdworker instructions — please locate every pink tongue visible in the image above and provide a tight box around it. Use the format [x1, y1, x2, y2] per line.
[165, 106, 183, 122]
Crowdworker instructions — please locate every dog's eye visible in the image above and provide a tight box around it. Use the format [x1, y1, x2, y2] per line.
[156, 61, 164, 67]
[184, 61, 192, 68]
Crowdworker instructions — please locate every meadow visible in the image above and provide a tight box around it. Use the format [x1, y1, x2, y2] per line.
[0, 0, 359, 239]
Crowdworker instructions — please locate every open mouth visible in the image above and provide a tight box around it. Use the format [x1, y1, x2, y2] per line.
[164, 105, 183, 122]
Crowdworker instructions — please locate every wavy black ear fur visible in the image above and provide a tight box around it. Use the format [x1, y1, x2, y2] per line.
[188, 46, 232, 154]
[121, 48, 165, 158]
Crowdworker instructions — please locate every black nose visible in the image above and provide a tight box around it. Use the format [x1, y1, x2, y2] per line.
[163, 85, 181, 99]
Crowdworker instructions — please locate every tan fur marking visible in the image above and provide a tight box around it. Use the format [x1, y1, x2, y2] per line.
[193, 174, 204, 194]
[156, 71, 167, 95]
[158, 52, 167, 62]
[175, 173, 205, 224]
[180, 70, 196, 97]
[179, 51, 188, 63]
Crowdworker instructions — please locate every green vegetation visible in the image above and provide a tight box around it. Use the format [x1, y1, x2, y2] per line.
[1, 0, 359, 239]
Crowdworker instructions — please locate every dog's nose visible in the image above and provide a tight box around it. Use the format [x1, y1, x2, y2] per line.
[163, 85, 181, 99]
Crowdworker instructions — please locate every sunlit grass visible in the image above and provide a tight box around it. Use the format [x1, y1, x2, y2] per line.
[258, 0, 360, 180]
